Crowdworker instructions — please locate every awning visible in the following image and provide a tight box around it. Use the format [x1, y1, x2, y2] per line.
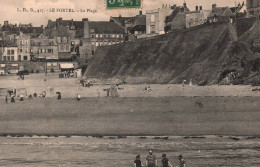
[60, 63, 74, 69]
[58, 52, 72, 60]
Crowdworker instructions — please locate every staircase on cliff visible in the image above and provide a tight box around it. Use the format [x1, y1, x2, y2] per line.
[228, 23, 238, 42]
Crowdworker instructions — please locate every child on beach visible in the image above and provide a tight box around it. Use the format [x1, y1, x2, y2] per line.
[178, 155, 185, 167]
[134, 155, 142, 167]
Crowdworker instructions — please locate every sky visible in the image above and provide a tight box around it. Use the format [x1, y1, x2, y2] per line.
[0, 0, 246, 26]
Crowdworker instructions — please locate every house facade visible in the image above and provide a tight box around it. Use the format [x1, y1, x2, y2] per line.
[246, 0, 260, 17]
[146, 4, 173, 35]
[208, 4, 234, 23]
[16, 32, 31, 61]
[186, 10, 211, 28]
[165, 4, 190, 32]
[30, 35, 58, 61]
[1, 46, 18, 62]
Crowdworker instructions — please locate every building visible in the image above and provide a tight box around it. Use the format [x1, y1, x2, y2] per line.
[0, 41, 18, 62]
[165, 3, 190, 32]
[111, 11, 146, 39]
[16, 32, 31, 61]
[87, 20, 125, 52]
[30, 35, 58, 61]
[246, 0, 260, 17]
[146, 4, 174, 35]
[186, 7, 211, 28]
[208, 4, 234, 23]
[45, 18, 125, 63]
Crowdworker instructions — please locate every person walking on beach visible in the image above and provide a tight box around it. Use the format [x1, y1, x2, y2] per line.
[134, 155, 142, 167]
[77, 94, 81, 101]
[11, 94, 15, 103]
[178, 155, 185, 167]
[57, 93, 61, 100]
[161, 154, 173, 167]
[146, 150, 157, 167]
[5, 95, 8, 103]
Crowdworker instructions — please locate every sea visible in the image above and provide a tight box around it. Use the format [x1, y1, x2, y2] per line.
[0, 135, 259, 167]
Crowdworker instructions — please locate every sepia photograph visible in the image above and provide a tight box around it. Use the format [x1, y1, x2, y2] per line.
[0, 0, 260, 166]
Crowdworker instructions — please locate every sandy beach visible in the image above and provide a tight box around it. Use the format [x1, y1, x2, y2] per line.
[1, 73, 260, 136]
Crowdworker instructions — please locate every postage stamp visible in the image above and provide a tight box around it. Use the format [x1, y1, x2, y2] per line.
[106, 0, 141, 9]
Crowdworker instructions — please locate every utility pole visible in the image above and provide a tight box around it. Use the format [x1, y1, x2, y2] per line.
[235, 1, 237, 23]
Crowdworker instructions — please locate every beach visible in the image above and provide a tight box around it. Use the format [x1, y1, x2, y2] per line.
[1, 73, 260, 166]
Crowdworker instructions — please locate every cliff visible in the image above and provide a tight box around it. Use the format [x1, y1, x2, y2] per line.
[85, 21, 260, 85]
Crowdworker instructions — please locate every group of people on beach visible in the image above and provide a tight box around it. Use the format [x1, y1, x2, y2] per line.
[134, 150, 185, 167]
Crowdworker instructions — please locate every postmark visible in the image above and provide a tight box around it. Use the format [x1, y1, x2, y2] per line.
[106, 0, 141, 9]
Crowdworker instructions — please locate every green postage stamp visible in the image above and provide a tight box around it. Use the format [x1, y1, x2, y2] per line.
[106, 0, 141, 9]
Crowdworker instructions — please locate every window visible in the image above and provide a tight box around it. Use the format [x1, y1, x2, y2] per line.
[42, 49, 45, 53]
[80, 40, 83, 46]
[48, 49, 53, 53]
[91, 34, 95, 38]
[116, 34, 119, 38]
[66, 45, 69, 51]
[95, 42, 99, 46]
[100, 34, 103, 38]
[11, 50, 14, 54]
[20, 41, 23, 45]
[7, 50, 10, 55]
[4, 56, 7, 61]
[23, 56, 28, 61]
[150, 25, 156, 33]
[108, 34, 110, 38]
[151, 14, 155, 22]
[112, 34, 115, 38]
[20, 49, 23, 52]
[7, 56, 10, 61]
[11, 56, 14, 61]
[25, 40, 28, 45]
[104, 34, 107, 38]
[96, 34, 99, 38]
[92, 50, 94, 55]
[91, 41, 95, 46]
[57, 37, 61, 43]
[25, 48, 28, 53]
[63, 37, 67, 43]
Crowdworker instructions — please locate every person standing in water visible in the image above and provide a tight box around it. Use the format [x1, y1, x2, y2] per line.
[134, 155, 142, 167]
[146, 150, 157, 167]
[161, 154, 173, 167]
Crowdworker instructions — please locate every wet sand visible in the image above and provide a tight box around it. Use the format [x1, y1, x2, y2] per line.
[1, 96, 260, 136]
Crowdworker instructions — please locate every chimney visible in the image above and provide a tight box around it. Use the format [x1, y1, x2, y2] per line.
[82, 18, 90, 39]
[212, 4, 216, 10]
[139, 11, 142, 15]
[183, 2, 187, 8]
[196, 6, 198, 11]
[200, 6, 202, 10]
[4, 21, 8, 26]
[41, 25, 43, 29]
[171, 4, 177, 9]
